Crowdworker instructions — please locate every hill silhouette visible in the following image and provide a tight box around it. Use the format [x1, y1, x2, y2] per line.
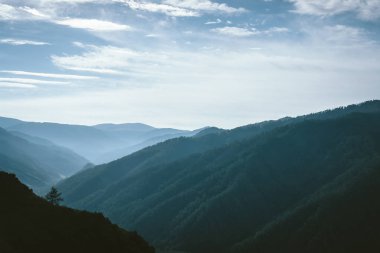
[0, 171, 154, 253]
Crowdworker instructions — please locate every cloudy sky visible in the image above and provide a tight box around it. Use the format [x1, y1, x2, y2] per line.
[0, 0, 379, 129]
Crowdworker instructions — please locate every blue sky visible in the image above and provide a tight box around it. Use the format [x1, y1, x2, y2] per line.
[0, 0, 379, 129]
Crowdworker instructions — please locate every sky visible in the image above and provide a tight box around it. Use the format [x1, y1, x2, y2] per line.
[0, 0, 379, 129]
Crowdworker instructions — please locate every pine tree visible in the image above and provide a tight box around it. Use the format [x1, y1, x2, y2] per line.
[45, 187, 63, 205]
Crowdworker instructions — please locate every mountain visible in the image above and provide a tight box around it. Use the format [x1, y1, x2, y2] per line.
[5, 122, 122, 163]
[0, 116, 23, 128]
[232, 162, 380, 253]
[97, 127, 206, 163]
[0, 127, 88, 194]
[0, 118, 203, 164]
[0, 171, 154, 253]
[58, 100, 380, 252]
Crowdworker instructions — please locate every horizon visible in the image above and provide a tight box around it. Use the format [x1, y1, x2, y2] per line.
[1, 99, 378, 130]
[0, 0, 379, 129]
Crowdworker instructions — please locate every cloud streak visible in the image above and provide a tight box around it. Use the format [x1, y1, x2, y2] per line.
[0, 38, 50, 46]
[122, 0, 246, 17]
[290, 0, 380, 21]
[0, 78, 69, 85]
[0, 82, 36, 89]
[0, 70, 99, 80]
[55, 18, 133, 32]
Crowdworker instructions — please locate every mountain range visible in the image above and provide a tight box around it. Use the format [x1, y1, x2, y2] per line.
[0, 126, 88, 193]
[0, 117, 204, 164]
[56, 100, 380, 253]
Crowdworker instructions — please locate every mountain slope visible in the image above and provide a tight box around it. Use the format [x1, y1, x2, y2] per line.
[0, 172, 154, 253]
[0, 127, 88, 193]
[232, 162, 380, 253]
[59, 100, 380, 206]
[58, 101, 380, 252]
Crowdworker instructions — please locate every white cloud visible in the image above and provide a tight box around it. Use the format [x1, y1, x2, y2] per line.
[55, 18, 133, 31]
[0, 38, 50, 46]
[212, 26, 258, 37]
[51, 46, 141, 74]
[122, 0, 199, 16]
[211, 26, 289, 37]
[0, 3, 50, 20]
[163, 0, 246, 14]
[0, 3, 133, 33]
[0, 78, 69, 85]
[0, 70, 99, 80]
[0, 82, 36, 89]
[122, 0, 246, 17]
[205, 18, 222, 25]
[304, 24, 373, 47]
[289, 0, 380, 21]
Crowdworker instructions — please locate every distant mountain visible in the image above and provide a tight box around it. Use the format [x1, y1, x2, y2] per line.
[58, 100, 380, 253]
[0, 127, 88, 194]
[94, 123, 156, 132]
[0, 118, 203, 164]
[0, 116, 23, 128]
[6, 122, 121, 163]
[0, 172, 154, 253]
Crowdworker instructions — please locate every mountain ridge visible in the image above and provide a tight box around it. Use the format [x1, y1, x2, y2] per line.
[58, 101, 380, 253]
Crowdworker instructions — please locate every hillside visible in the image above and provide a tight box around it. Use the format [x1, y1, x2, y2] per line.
[0, 127, 88, 193]
[58, 101, 380, 204]
[232, 162, 380, 253]
[58, 101, 380, 252]
[0, 172, 154, 253]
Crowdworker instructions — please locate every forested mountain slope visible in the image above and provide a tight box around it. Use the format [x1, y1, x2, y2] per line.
[58, 101, 380, 253]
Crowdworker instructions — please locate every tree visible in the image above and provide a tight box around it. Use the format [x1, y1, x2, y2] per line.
[45, 187, 63, 205]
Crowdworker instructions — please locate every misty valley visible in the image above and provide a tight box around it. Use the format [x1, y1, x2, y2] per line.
[1, 101, 380, 253]
[1, 0, 380, 252]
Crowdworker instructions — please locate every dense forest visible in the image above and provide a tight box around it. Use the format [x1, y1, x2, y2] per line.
[57, 101, 380, 253]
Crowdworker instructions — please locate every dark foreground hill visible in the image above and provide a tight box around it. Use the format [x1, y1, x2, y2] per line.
[0, 172, 154, 253]
[58, 101, 380, 253]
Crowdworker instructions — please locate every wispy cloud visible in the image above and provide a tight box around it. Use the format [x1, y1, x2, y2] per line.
[289, 0, 380, 21]
[205, 18, 222, 25]
[0, 70, 99, 80]
[163, 0, 246, 14]
[0, 3, 133, 33]
[51, 45, 142, 74]
[0, 38, 50, 46]
[55, 18, 133, 32]
[0, 3, 50, 21]
[211, 26, 289, 37]
[0, 78, 69, 85]
[0, 82, 36, 89]
[122, 0, 246, 17]
[122, 0, 199, 17]
[211, 26, 259, 37]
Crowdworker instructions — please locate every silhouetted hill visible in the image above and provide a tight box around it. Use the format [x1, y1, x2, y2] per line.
[0, 172, 154, 253]
[0, 127, 88, 193]
[58, 101, 380, 252]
